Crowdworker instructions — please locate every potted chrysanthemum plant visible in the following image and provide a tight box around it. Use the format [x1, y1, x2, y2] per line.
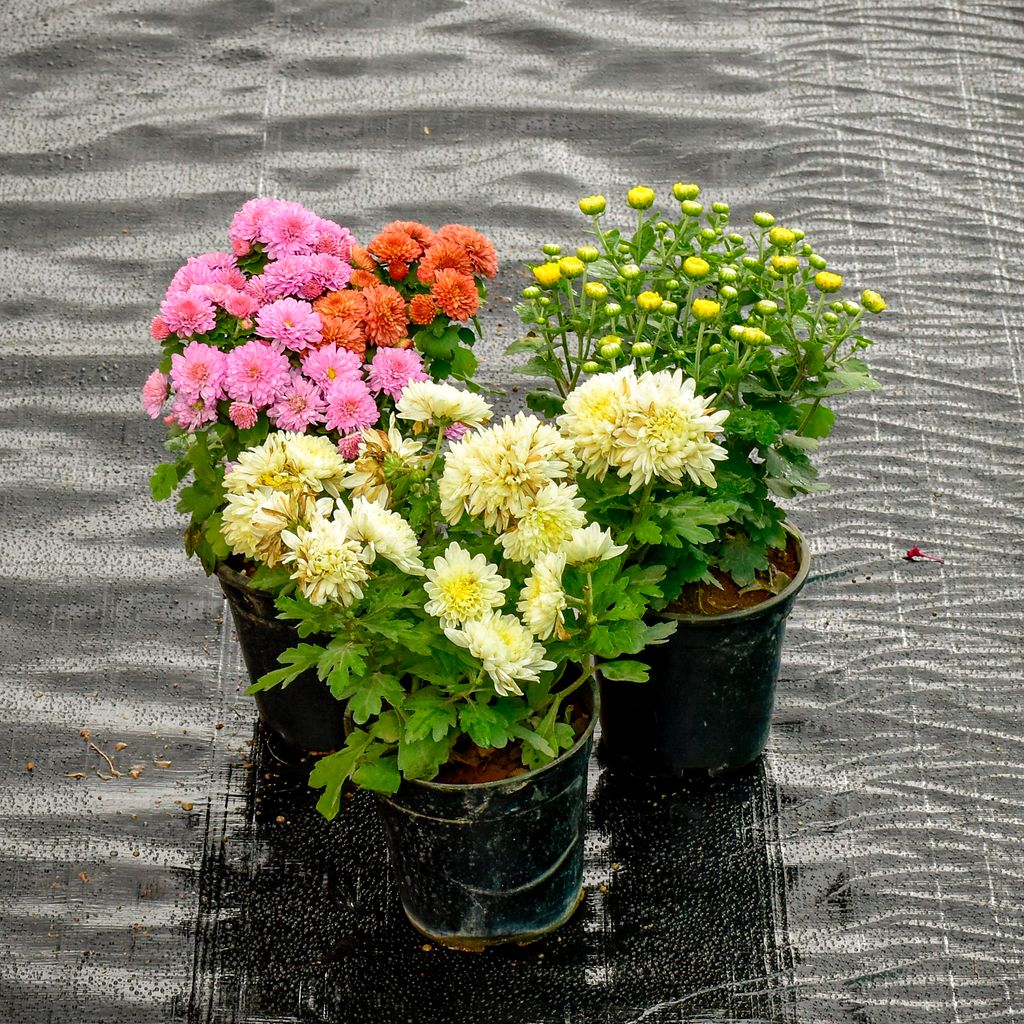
[141, 198, 498, 750]
[510, 182, 885, 776]
[220, 380, 674, 948]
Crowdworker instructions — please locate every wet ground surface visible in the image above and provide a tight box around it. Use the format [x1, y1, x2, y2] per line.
[1, 1, 1023, 1021]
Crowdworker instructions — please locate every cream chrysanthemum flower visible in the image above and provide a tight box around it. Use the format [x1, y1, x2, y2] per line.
[424, 543, 510, 627]
[562, 523, 627, 567]
[517, 551, 568, 640]
[226, 432, 346, 497]
[614, 369, 729, 491]
[557, 366, 634, 481]
[444, 611, 557, 697]
[498, 482, 586, 564]
[347, 496, 425, 575]
[226, 432, 291, 495]
[222, 489, 268, 561]
[282, 433, 348, 496]
[439, 412, 580, 531]
[222, 488, 331, 568]
[281, 512, 371, 606]
[395, 381, 492, 431]
[344, 418, 426, 503]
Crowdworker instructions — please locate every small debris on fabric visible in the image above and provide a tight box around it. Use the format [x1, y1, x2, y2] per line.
[25, 762, 34, 772]
[114, 742, 128, 751]
[904, 545, 944, 563]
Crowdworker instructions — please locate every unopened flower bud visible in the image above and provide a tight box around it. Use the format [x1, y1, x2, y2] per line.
[619, 264, 642, 280]
[584, 281, 608, 301]
[665, 278, 680, 290]
[843, 300, 861, 316]
[532, 262, 562, 287]
[741, 327, 771, 345]
[522, 286, 541, 299]
[755, 299, 779, 315]
[627, 185, 656, 210]
[711, 201, 730, 215]
[830, 300, 845, 312]
[753, 211, 775, 228]
[599, 336, 623, 359]
[699, 228, 717, 243]
[822, 311, 839, 324]
[683, 256, 711, 279]
[719, 284, 738, 300]
[768, 226, 796, 248]
[673, 182, 700, 201]
[741, 256, 762, 271]
[637, 290, 664, 312]
[771, 255, 799, 275]
[808, 253, 827, 270]
[709, 343, 723, 353]
[681, 200, 704, 217]
[729, 324, 747, 341]
[727, 232, 745, 246]
[579, 195, 606, 216]
[814, 270, 844, 293]
[861, 289, 887, 313]
[538, 296, 551, 307]
[655, 221, 670, 234]
[801, 243, 813, 255]
[659, 299, 679, 315]
[541, 243, 561, 256]
[604, 301, 622, 316]
[582, 360, 600, 373]
[617, 242, 633, 253]
[692, 298, 721, 322]
[631, 341, 654, 357]
[558, 256, 586, 279]
[576, 245, 600, 263]
[791, 229, 805, 241]
[718, 265, 738, 283]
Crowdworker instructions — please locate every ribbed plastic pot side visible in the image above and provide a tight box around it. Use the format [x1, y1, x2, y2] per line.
[374, 680, 599, 951]
[599, 527, 811, 778]
[216, 563, 345, 753]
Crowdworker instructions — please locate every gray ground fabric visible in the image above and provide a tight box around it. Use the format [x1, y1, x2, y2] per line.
[1, 1, 1023, 1022]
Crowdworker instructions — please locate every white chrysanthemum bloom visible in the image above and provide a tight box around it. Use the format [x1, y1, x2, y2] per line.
[225, 432, 291, 495]
[252, 492, 334, 568]
[498, 482, 586, 564]
[395, 381, 492, 430]
[562, 523, 627, 567]
[344, 418, 426, 503]
[439, 412, 580, 531]
[347, 496, 425, 576]
[283, 433, 348, 497]
[614, 370, 729, 492]
[281, 512, 371, 606]
[444, 611, 557, 697]
[222, 489, 268, 561]
[424, 543, 510, 627]
[517, 551, 568, 640]
[557, 366, 635, 481]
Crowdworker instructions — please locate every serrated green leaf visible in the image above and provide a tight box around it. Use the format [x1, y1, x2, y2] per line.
[599, 659, 650, 683]
[352, 756, 401, 795]
[247, 643, 324, 694]
[397, 733, 451, 781]
[348, 672, 406, 725]
[716, 535, 770, 588]
[308, 731, 371, 820]
[149, 463, 180, 502]
[525, 389, 564, 419]
[796, 402, 835, 439]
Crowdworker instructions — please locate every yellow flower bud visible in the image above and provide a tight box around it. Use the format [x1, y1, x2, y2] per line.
[582, 360, 600, 373]
[584, 281, 608, 301]
[755, 299, 779, 315]
[681, 200, 704, 218]
[619, 264, 642, 280]
[709, 343, 723, 353]
[558, 256, 586, 279]
[768, 226, 796, 248]
[808, 253, 827, 270]
[719, 285, 738, 301]
[576, 245, 600, 263]
[753, 211, 775, 228]
[631, 341, 654, 357]
[637, 290, 664, 312]
[604, 301, 622, 316]
[692, 298, 721, 322]
[814, 271, 844, 293]
[578, 195, 606, 216]
[718, 265, 738, 283]
[861, 289, 887, 313]
[522, 286, 541, 299]
[532, 262, 562, 288]
[741, 327, 771, 345]
[541, 243, 561, 256]
[659, 299, 679, 315]
[771, 255, 800, 276]
[673, 182, 700, 201]
[627, 186, 656, 210]
[599, 336, 623, 359]
[682, 256, 711, 280]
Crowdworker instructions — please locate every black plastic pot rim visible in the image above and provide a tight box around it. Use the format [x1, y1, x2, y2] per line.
[215, 561, 260, 590]
[378, 677, 600, 800]
[656, 523, 811, 627]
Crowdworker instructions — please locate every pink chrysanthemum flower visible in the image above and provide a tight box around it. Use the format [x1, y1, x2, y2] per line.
[170, 342, 227, 403]
[323, 379, 379, 433]
[338, 433, 362, 459]
[261, 202, 320, 260]
[142, 369, 169, 418]
[150, 316, 171, 340]
[168, 257, 245, 297]
[261, 256, 316, 300]
[307, 254, 351, 295]
[160, 292, 217, 338]
[194, 251, 239, 273]
[229, 401, 259, 429]
[301, 344, 362, 390]
[245, 275, 271, 306]
[367, 347, 428, 400]
[255, 297, 323, 352]
[221, 289, 260, 318]
[225, 340, 292, 408]
[229, 197, 286, 252]
[445, 422, 470, 442]
[170, 394, 218, 432]
[269, 376, 326, 432]
[314, 221, 356, 260]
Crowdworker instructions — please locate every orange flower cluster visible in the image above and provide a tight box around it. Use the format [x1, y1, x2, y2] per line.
[314, 284, 412, 353]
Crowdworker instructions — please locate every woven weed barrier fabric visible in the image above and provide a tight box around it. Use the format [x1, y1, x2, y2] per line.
[1, 1, 1022, 1021]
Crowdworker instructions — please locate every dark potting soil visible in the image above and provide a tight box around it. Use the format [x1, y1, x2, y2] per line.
[668, 533, 801, 615]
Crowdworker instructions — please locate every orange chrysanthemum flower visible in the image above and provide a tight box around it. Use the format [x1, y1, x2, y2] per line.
[395, 220, 435, 249]
[368, 224, 422, 268]
[362, 284, 410, 347]
[314, 289, 368, 323]
[431, 269, 479, 321]
[349, 268, 380, 290]
[416, 240, 474, 284]
[321, 316, 367, 356]
[350, 245, 377, 271]
[408, 294, 438, 325]
[435, 224, 498, 279]
[387, 262, 410, 282]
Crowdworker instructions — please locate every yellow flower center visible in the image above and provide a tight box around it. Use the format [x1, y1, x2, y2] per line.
[327, 367, 337, 380]
[442, 573, 482, 617]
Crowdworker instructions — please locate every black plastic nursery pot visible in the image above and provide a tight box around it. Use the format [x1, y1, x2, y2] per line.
[216, 563, 345, 753]
[599, 527, 811, 778]
[374, 681, 599, 951]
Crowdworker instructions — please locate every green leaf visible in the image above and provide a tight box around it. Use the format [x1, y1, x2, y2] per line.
[591, 619, 647, 658]
[796, 403, 835, 439]
[642, 620, 677, 645]
[348, 672, 406, 725]
[599, 659, 650, 683]
[417, 326, 460, 361]
[716, 535, 770, 588]
[308, 731, 371, 820]
[450, 345, 478, 380]
[247, 643, 324, 694]
[203, 514, 230, 562]
[504, 336, 545, 356]
[525, 389, 565, 419]
[352, 756, 401, 795]
[149, 463, 181, 502]
[404, 690, 459, 743]
[764, 447, 827, 498]
[631, 517, 663, 545]
[397, 733, 451, 781]
[319, 638, 370, 701]
[459, 700, 514, 749]
[511, 725, 555, 758]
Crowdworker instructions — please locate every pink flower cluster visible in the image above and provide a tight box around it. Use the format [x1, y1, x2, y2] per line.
[229, 197, 354, 261]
